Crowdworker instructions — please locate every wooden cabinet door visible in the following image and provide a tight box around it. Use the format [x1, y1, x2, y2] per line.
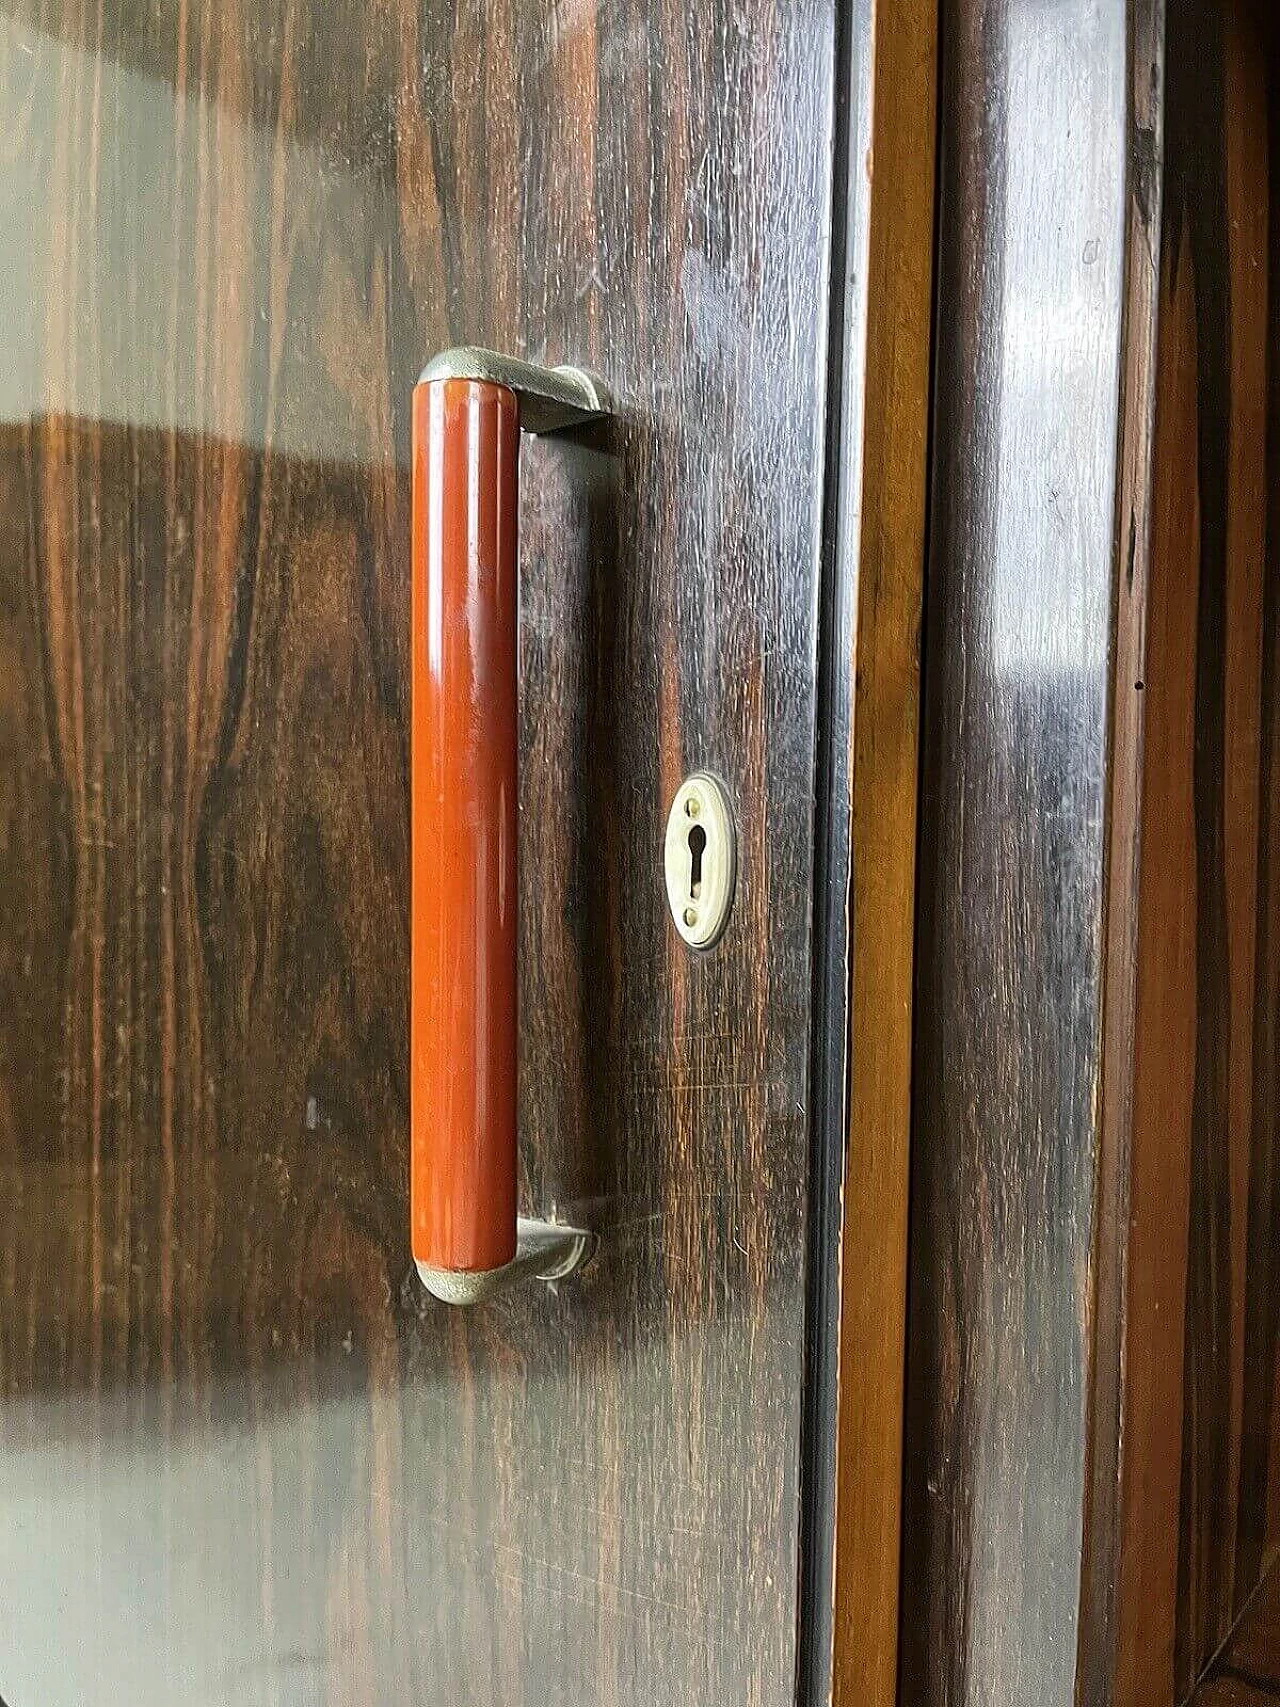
[0, 4, 859, 1704]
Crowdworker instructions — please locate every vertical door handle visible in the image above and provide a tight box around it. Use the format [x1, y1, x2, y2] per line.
[411, 348, 609, 1305]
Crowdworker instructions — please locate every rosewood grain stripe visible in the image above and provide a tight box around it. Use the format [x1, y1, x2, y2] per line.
[1173, 0, 1237, 1676]
[1115, 134, 1203, 1707]
[1083, 5, 1164, 1700]
[1112, 9, 1280, 1702]
[1236, 43, 1280, 1611]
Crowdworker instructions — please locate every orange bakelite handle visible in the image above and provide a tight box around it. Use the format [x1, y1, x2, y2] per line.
[411, 377, 520, 1276]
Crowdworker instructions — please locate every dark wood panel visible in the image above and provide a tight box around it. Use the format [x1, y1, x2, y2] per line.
[1221, 1562, 1280, 1686]
[1175, 10, 1272, 1676]
[0, 3, 842, 1702]
[1193, 1682, 1280, 1707]
[898, 1, 1132, 1704]
[1238, 3, 1280, 1616]
[1185, 1560, 1280, 1703]
[1112, 7, 1280, 1702]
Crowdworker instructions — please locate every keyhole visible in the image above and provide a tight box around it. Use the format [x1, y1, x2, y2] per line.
[688, 823, 707, 898]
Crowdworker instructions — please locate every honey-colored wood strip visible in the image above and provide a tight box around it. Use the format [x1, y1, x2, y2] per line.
[831, 0, 937, 1702]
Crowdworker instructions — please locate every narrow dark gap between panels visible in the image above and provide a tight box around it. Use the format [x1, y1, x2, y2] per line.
[795, 0, 865, 1700]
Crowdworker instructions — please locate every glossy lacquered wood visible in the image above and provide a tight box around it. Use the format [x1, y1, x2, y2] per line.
[0, 2, 846, 1703]
[1081, 4, 1165, 1696]
[905, 9, 1280, 1706]
[1113, 8, 1280, 1703]
[900, 0, 1132, 1702]
[411, 377, 519, 1276]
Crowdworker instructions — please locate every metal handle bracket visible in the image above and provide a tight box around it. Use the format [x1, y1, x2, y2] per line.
[418, 346, 611, 435]
[417, 1219, 596, 1306]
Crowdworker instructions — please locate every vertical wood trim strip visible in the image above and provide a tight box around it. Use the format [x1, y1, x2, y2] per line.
[1175, 3, 1237, 1669]
[1083, 2, 1166, 1701]
[829, 0, 938, 1700]
[1236, 39, 1280, 1609]
[1116, 222, 1201, 1705]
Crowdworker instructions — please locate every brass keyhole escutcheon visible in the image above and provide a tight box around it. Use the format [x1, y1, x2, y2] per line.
[664, 773, 736, 950]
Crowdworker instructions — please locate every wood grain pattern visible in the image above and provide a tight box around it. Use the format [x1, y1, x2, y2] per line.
[0, 2, 845, 1702]
[1237, 3, 1280, 1620]
[829, 0, 936, 1701]
[1220, 1561, 1280, 1686]
[898, 2, 1132, 1704]
[1112, 7, 1280, 1703]
[1184, 1558, 1280, 1703]
[1193, 1682, 1280, 1707]
[1081, 4, 1165, 1701]
[1177, 12, 1270, 1674]
[1112, 96, 1204, 1706]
